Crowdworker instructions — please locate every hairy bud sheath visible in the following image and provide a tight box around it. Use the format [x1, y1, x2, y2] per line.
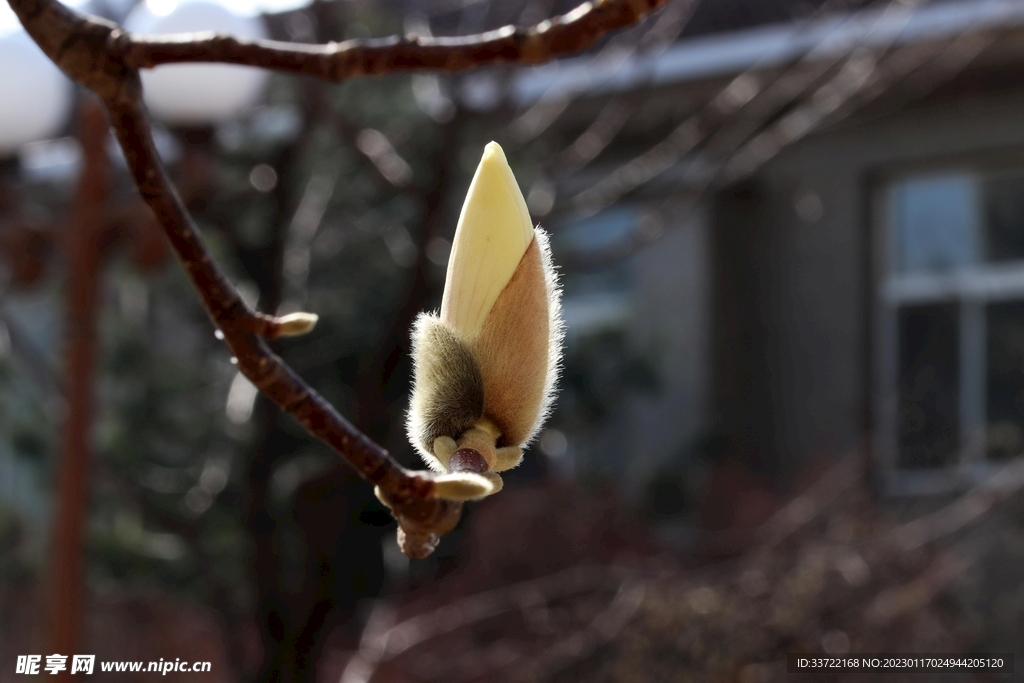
[406, 142, 563, 500]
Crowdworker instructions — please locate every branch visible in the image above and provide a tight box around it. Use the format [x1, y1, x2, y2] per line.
[116, 0, 671, 78]
[108, 95, 460, 558]
[48, 99, 109, 666]
[6, 0, 446, 558]
[5, 0, 668, 557]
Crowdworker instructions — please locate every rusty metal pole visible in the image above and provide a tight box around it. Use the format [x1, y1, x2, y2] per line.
[47, 99, 109, 672]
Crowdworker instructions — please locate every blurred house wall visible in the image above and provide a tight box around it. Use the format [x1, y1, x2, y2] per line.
[714, 81, 1024, 485]
[625, 205, 710, 491]
[538, 3, 1024, 498]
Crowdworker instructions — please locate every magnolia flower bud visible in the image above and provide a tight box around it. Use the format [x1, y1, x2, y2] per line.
[407, 142, 563, 500]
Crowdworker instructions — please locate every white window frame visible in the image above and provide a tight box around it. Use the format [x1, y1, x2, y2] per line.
[873, 165, 1024, 495]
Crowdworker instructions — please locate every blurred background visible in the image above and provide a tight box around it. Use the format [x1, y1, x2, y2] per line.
[3, 0, 1024, 680]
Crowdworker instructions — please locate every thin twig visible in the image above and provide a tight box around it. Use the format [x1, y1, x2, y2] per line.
[565, 0, 919, 216]
[108, 90, 458, 559]
[113, 0, 671, 77]
[561, 10, 998, 271]
[342, 564, 630, 682]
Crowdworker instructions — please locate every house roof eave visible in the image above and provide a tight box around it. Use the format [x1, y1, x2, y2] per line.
[507, 0, 1024, 107]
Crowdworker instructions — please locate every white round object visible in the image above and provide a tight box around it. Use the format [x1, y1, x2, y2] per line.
[0, 26, 73, 157]
[0, 2, 20, 34]
[124, 0, 268, 125]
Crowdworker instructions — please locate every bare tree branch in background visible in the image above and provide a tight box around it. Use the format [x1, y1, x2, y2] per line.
[48, 101, 110, 675]
[115, 0, 671, 76]
[339, 455, 1024, 682]
[559, 0, 923, 217]
[552, 0, 1003, 270]
[437, 0, 989, 276]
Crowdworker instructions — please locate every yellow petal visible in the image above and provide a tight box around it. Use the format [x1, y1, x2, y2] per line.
[441, 142, 534, 340]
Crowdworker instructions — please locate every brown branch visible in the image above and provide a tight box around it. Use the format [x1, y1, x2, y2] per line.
[114, 0, 670, 78]
[48, 99, 109, 680]
[6, 0, 450, 558]
[106, 94, 460, 558]
[6, 0, 666, 557]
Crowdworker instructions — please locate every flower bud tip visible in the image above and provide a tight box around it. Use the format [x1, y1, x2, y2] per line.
[441, 141, 534, 340]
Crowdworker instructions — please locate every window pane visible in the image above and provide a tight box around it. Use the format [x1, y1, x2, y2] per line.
[987, 301, 1024, 460]
[893, 173, 979, 273]
[898, 303, 960, 469]
[982, 169, 1024, 263]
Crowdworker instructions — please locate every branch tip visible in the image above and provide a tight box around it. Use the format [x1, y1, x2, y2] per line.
[110, 0, 670, 80]
[273, 312, 318, 337]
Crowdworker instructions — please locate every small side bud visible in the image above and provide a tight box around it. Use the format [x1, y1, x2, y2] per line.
[275, 312, 318, 337]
